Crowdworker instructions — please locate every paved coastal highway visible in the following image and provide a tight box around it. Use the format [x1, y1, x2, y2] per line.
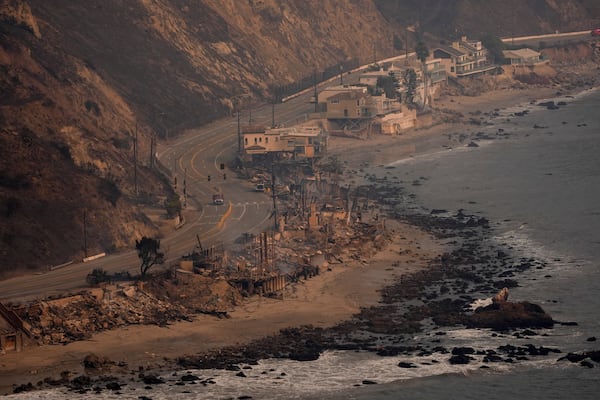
[502, 30, 595, 46]
[0, 81, 320, 302]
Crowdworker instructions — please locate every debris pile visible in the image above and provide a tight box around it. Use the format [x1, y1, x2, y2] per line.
[14, 274, 241, 345]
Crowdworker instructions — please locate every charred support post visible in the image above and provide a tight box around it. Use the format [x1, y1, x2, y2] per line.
[272, 163, 278, 230]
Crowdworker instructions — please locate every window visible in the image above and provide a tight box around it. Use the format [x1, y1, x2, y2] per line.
[254, 138, 257, 144]
[265, 137, 269, 144]
[344, 109, 348, 117]
[244, 138, 248, 145]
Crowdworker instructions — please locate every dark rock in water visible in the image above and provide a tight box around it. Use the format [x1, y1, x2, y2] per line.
[236, 371, 247, 378]
[238, 396, 254, 400]
[289, 350, 321, 362]
[467, 301, 553, 330]
[467, 141, 479, 147]
[590, 351, 600, 363]
[362, 380, 378, 385]
[558, 321, 578, 326]
[538, 101, 559, 109]
[587, 337, 597, 342]
[452, 347, 475, 355]
[483, 353, 503, 363]
[105, 382, 121, 391]
[449, 354, 473, 364]
[430, 209, 448, 214]
[580, 361, 594, 368]
[559, 352, 587, 363]
[398, 362, 418, 368]
[519, 329, 538, 336]
[181, 374, 200, 382]
[561, 350, 600, 364]
[142, 375, 165, 385]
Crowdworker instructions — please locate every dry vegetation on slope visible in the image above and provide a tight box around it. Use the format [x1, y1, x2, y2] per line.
[0, 0, 398, 273]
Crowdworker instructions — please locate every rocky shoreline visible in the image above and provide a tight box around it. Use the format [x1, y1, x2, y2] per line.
[12, 207, 597, 396]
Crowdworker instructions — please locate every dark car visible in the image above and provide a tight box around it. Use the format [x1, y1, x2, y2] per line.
[212, 193, 224, 205]
[591, 28, 600, 36]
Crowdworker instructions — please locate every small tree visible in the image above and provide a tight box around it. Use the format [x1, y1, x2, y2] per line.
[481, 33, 505, 64]
[376, 72, 400, 99]
[164, 193, 181, 218]
[403, 68, 417, 105]
[393, 34, 403, 51]
[136, 237, 164, 278]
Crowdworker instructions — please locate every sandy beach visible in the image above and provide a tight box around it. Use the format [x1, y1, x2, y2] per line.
[0, 220, 442, 394]
[0, 83, 583, 394]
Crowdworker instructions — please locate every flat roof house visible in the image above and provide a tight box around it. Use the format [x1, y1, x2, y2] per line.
[243, 126, 327, 159]
[503, 48, 543, 65]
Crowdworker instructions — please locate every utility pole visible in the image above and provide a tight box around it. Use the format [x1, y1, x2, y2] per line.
[83, 209, 88, 258]
[405, 28, 409, 65]
[149, 133, 155, 169]
[183, 167, 187, 208]
[237, 109, 242, 154]
[339, 65, 344, 85]
[271, 163, 278, 230]
[133, 122, 138, 197]
[271, 102, 275, 128]
[159, 112, 167, 141]
[313, 70, 318, 113]
[373, 44, 376, 65]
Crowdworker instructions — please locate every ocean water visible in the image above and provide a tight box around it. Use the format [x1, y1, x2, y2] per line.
[340, 87, 600, 400]
[8, 89, 600, 399]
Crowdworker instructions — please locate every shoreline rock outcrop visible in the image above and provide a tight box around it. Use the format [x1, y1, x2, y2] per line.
[467, 301, 554, 331]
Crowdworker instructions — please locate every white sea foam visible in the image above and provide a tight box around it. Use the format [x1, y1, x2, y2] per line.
[8, 350, 562, 400]
[492, 226, 588, 273]
[469, 297, 493, 311]
[386, 139, 496, 168]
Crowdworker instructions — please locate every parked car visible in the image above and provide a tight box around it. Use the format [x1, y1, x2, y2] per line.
[591, 28, 600, 36]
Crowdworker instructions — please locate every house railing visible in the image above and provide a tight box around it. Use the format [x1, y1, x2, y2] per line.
[0, 302, 32, 338]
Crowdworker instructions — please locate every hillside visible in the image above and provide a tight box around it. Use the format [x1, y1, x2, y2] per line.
[1, 0, 599, 273]
[374, 0, 600, 38]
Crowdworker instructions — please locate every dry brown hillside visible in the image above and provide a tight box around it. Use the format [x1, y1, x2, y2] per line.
[1, 0, 599, 273]
[0, 0, 398, 273]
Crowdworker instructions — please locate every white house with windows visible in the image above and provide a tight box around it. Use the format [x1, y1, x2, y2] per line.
[243, 126, 327, 158]
[433, 36, 496, 77]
